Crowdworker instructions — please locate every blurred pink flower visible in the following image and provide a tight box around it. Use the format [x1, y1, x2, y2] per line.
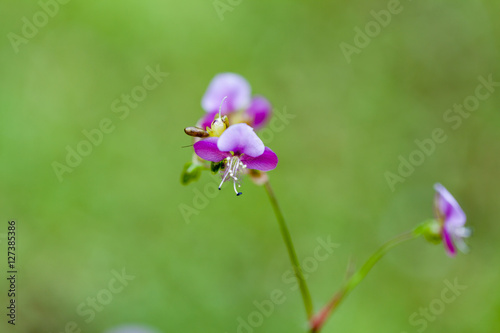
[434, 183, 471, 256]
[199, 73, 272, 130]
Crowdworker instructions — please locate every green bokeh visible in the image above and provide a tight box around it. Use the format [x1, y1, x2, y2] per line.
[1, 1, 499, 332]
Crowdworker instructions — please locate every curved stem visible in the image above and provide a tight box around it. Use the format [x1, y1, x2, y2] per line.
[310, 229, 422, 332]
[345, 230, 418, 293]
[264, 181, 314, 319]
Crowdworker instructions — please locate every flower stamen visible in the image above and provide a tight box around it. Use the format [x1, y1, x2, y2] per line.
[219, 156, 244, 196]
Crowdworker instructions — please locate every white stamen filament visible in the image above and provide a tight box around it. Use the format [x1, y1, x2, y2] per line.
[218, 155, 246, 196]
[219, 156, 233, 187]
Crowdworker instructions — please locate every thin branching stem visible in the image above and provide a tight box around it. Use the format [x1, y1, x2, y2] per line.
[310, 229, 422, 332]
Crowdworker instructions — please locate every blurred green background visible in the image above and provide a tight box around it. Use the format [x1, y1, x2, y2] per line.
[1, 0, 499, 332]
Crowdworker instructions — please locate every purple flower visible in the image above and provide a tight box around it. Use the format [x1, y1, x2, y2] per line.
[194, 123, 278, 195]
[199, 73, 272, 130]
[434, 183, 470, 256]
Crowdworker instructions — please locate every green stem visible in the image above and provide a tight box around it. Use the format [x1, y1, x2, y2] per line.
[264, 181, 314, 319]
[345, 230, 419, 294]
[311, 228, 423, 332]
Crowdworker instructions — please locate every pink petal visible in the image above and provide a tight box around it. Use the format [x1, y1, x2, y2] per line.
[201, 73, 251, 113]
[245, 96, 272, 130]
[217, 123, 264, 157]
[442, 227, 457, 257]
[434, 183, 466, 229]
[197, 111, 218, 130]
[193, 137, 228, 162]
[241, 147, 278, 171]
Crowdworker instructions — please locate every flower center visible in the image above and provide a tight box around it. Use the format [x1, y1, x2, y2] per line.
[219, 155, 247, 196]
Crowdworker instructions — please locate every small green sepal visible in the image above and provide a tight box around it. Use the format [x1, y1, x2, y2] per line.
[210, 161, 225, 174]
[180, 162, 203, 185]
